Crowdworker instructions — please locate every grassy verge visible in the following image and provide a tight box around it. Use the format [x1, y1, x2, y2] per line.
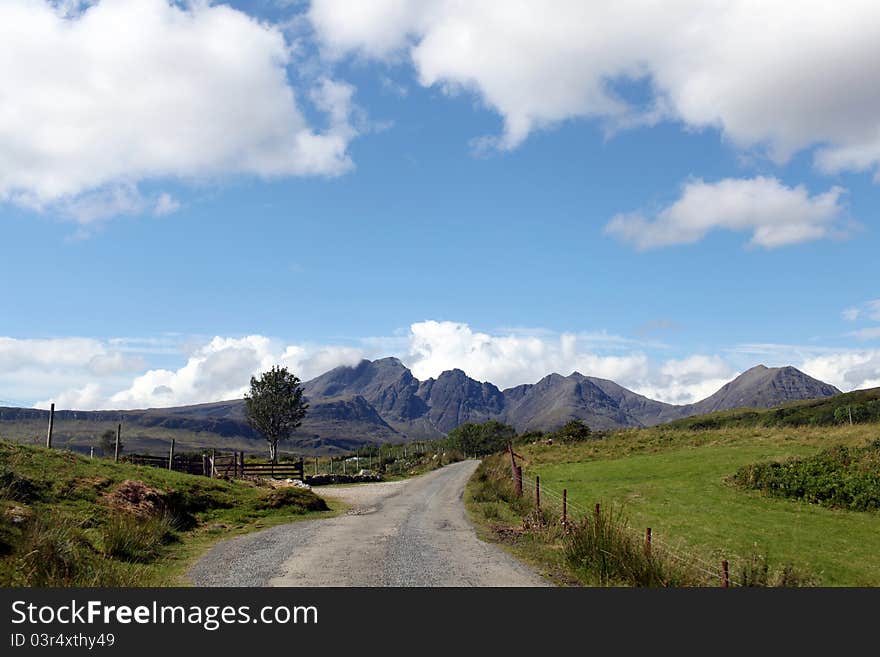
[468, 423, 880, 586]
[0, 440, 341, 586]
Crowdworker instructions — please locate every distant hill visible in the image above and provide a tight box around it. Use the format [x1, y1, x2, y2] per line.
[665, 386, 880, 430]
[0, 359, 842, 455]
[678, 365, 841, 416]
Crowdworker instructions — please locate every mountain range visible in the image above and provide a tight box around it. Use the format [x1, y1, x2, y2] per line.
[0, 358, 841, 454]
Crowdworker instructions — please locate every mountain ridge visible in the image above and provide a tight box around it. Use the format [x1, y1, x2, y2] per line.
[0, 359, 843, 454]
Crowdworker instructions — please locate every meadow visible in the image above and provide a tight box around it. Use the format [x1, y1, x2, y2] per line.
[469, 423, 880, 586]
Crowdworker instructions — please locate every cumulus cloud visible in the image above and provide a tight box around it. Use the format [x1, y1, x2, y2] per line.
[0, 337, 144, 407]
[15, 321, 880, 411]
[308, 0, 880, 173]
[104, 336, 366, 410]
[0, 0, 357, 222]
[604, 177, 849, 250]
[800, 351, 880, 392]
[405, 320, 649, 389]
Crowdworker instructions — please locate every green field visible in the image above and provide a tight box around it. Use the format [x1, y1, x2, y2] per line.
[515, 424, 880, 585]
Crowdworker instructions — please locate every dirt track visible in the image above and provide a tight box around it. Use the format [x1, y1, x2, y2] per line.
[188, 460, 547, 587]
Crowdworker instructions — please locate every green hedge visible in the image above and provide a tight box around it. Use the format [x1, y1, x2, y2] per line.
[732, 440, 880, 511]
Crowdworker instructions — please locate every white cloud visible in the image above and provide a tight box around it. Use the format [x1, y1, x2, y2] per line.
[403, 321, 734, 404]
[309, 0, 880, 173]
[638, 355, 736, 405]
[800, 351, 880, 392]
[153, 193, 181, 217]
[846, 300, 880, 322]
[0, 336, 144, 407]
[604, 177, 848, 250]
[405, 320, 649, 389]
[14, 321, 880, 411]
[0, 0, 357, 222]
[849, 328, 880, 342]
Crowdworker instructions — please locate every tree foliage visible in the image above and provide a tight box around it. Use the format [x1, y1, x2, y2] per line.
[98, 429, 120, 457]
[244, 366, 308, 462]
[551, 419, 592, 443]
[446, 421, 515, 456]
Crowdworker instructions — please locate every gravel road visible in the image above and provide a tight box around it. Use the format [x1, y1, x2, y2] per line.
[188, 460, 547, 587]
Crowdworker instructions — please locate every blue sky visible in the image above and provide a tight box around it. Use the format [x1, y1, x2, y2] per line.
[1, 1, 878, 409]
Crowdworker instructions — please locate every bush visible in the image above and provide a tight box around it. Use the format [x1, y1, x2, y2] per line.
[258, 487, 329, 512]
[732, 440, 880, 511]
[549, 419, 592, 444]
[446, 421, 516, 456]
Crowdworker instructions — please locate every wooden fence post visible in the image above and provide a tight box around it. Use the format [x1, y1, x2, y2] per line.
[562, 489, 567, 528]
[721, 560, 730, 588]
[168, 438, 175, 470]
[315, 456, 319, 476]
[114, 424, 121, 463]
[594, 503, 600, 525]
[535, 475, 541, 511]
[45, 403, 55, 449]
[514, 465, 523, 497]
[210, 448, 215, 479]
[645, 528, 652, 558]
[89, 446, 94, 459]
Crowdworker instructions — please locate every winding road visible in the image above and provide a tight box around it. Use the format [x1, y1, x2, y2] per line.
[188, 460, 547, 587]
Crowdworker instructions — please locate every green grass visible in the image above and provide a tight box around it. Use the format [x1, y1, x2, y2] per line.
[0, 440, 339, 586]
[521, 424, 880, 585]
[665, 386, 880, 430]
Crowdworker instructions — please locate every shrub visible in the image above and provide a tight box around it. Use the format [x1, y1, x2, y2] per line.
[732, 440, 880, 511]
[258, 487, 329, 512]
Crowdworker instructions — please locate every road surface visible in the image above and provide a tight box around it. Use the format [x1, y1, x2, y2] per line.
[188, 460, 547, 587]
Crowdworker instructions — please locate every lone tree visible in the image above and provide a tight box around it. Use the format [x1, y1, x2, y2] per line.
[98, 429, 120, 457]
[244, 366, 309, 463]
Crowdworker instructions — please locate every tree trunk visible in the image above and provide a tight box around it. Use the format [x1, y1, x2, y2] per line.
[268, 441, 278, 464]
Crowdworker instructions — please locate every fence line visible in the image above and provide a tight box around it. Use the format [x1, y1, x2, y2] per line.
[488, 461, 742, 587]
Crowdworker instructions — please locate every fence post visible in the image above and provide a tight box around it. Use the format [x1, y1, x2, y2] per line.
[240, 451, 245, 477]
[315, 457, 318, 476]
[514, 465, 523, 497]
[114, 424, 121, 463]
[329, 457, 333, 475]
[594, 503, 600, 525]
[721, 560, 730, 588]
[168, 438, 175, 470]
[562, 489, 567, 528]
[535, 475, 541, 511]
[210, 448, 216, 479]
[89, 446, 94, 459]
[645, 528, 652, 558]
[45, 402, 55, 449]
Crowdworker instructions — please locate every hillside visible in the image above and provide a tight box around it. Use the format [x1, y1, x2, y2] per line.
[665, 386, 880, 430]
[0, 359, 843, 455]
[0, 440, 331, 586]
[469, 420, 880, 586]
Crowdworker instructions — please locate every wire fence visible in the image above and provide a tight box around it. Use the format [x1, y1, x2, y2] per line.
[486, 460, 744, 587]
